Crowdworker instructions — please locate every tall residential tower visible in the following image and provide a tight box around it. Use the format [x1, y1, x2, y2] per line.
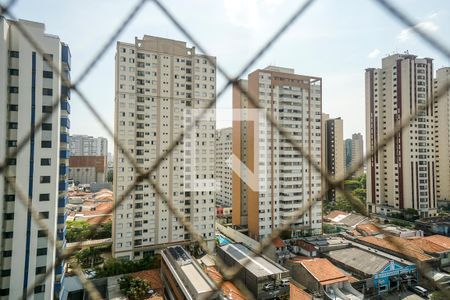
[322, 114, 344, 203]
[113, 36, 216, 259]
[434, 67, 450, 202]
[366, 54, 437, 217]
[215, 127, 232, 207]
[0, 18, 70, 299]
[232, 66, 323, 240]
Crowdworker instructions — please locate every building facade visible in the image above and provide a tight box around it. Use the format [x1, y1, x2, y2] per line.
[69, 155, 106, 184]
[351, 133, 364, 177]
[215, 127, 232, 207]
[0, 18, 70, 299]
[113, 36, 216, 259]
[366, 54, 437, 217]
[232, 66, 323, 240]
[321, 114, 344, 203]
[434, 67, 450, 202]
[345, 138, 352, 175]
[69, 134, 108, 156]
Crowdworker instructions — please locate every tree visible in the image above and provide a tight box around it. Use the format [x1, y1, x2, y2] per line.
[75, 247, 103, 268]
[107, 169, 113, 183]
[118, 275, 150, 300]
[95, 255, 160, 278]
[334, 196, 353, 212]
[66, 220, 91, 243]
[352, 188, 366, 204]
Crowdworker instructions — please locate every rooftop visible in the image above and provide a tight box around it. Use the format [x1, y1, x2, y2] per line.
[290, 283, 313, 300]
[203, 267, 247, 300]
[297, 258, 348, 285]
[358, 236, 434, 262]
[220, 243, 287, 278]
[423, 235, 450, 250]
[407, 237, 448, 254]
[326, 247, 391, 275]
[162, 246, 216, 299]
[356, 223, 381, 236]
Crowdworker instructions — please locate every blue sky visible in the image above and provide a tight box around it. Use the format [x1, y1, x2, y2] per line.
[4, 0, 450, 152]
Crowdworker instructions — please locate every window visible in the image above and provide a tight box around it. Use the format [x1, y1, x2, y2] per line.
[8, 69, 19, 76]
[4, 195, 15, 202]
[34, 285, 45, 294]
[40, 176, 51, 183]
[2, 251, 12, 257]
[39, 194, 50, 202]
[42, 106, 52, 113]
[8, 104, 18, 111]
[8, 122, 18, 129]
[37, 230, 48, 238]
[42, 88, 53, 96]
[39, 212, 49, 219]
[42, 123, 52, 130]
[35, 266, 46, 274]
[36, 248, 47, 256]
[40, 158, 51, 166]
[4, 213, 14, 220]
[8, 86, 18, 93]
[7, 140, 17, 147]
[3, 232, 13, 239]
[41, 141, 52, 148]
[43, 71, 53, 78]
[0, 288, 9, 296]
[7, 158, 16, 165]
[0, 270, 10, 277]
[9, 50, 19, 58]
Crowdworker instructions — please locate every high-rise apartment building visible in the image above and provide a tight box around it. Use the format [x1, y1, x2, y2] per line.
[0, 18, 70, 299]
[434, 67, 450, 202]
[366, 53, 437, 217]
[69, 134, 108, 156]
[215, 127, 232, 207]
[322, 114, 344, 202]
[351, 133, 364, 177]
[344, 138, 352, 174]
[113, 36, 216, 259]
[232, 66, 323, 240]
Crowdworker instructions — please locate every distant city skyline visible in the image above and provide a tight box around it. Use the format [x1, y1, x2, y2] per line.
[4, 0, 450, 151]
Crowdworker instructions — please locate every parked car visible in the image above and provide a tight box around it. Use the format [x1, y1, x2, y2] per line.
[281, 278, 290, 286]
[263, 282, 275, 291]
[411, 285, 429, 298]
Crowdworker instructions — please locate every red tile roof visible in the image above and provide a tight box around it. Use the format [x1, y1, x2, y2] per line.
[131, 269, 164, 295]
[273, 237, 286, 248]
[204, 267, 247, 300]
[356, 223, 381, 236]
[299, 258, 348, 285]
[290, 283, 313, 300]
[296, 240, 316, 252]
[324, 210, 348, 221]
[358, 236, 434, 262]
[85, 215, 112, 225]
[423, 235, 450, 250]
[407, 237, 448, 253]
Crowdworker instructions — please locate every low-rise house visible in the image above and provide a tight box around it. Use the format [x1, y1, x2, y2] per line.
[287, 258, 363, 300]
[415, 216, 450, 236]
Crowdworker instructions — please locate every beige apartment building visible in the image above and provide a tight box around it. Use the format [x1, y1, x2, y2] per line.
[215, 127, 232, 207]
[113, 36, 216, 259]
[434, 67, 450, 202]
[366, 53, 437, 217]
[322, 114, 344, 203]
[232, 66, 323, 241]
[351, 133, 364, 177]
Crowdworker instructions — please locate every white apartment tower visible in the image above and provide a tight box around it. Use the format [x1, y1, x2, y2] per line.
[113, 36, 216, 259]
[69, 134, 108, 156]
[232, 66, 323, 240]
[0, 18, 70, 299]
[434, 67, 450, 202]
[215, 127, 232, 207]
[351, 133, 364, 177]
[321, 114, 344, 203]
[366, 54, 437, 217]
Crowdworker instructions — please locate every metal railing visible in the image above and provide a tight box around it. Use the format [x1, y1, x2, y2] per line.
[1, 0, 450, 299]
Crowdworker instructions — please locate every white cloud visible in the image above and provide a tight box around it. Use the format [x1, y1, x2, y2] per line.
[368, 48, 380, 58]
[223, 0, 287, 28]
[397, 21, 439, 42]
